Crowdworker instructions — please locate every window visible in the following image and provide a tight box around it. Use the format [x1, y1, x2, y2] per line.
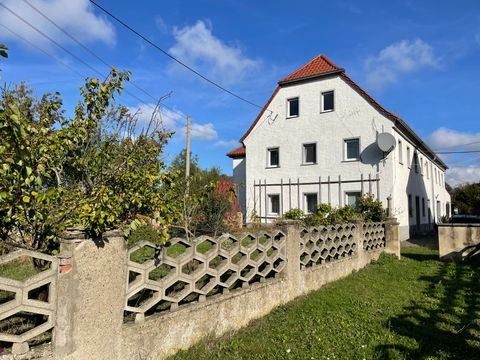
[303, 143, 317, 164]
[408, 194, 413, 217]
[267, 147, 279, 167]
[304, 193, 318, 214]
[398, 140, 403, 164]
[268, 194, 280, 215]
[426, 161, 429, 179]
[407, 147, 411, 168]
[422, 197, 425, 217]
[413, 153, 419, 173]
[435, 168, 438, 184]
[345, 192, 362, 207]
[420, 157, 423, 175]
[321, 91, 334, 112]
[287, 97, 299, 117]
[344, 138, 360, 161]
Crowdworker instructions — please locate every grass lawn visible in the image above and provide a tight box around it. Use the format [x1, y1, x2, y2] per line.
[169, 246, 480, 360]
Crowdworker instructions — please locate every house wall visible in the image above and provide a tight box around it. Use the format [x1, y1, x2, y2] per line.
[232, 157, 246, 217]
[390, 130, 451, 239]
[240, 74, 450, 240]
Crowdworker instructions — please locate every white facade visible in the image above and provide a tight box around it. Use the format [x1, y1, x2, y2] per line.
[230, 59, 450, 241]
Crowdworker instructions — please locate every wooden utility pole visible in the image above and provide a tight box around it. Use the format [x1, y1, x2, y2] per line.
[185, 115, 191, 196]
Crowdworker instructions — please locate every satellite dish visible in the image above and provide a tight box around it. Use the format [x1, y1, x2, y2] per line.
[377, 132, 396, 153]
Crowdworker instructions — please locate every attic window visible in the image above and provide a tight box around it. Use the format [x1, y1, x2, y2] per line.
[321, 91, 334, 112]
[287, 97, 299, 117]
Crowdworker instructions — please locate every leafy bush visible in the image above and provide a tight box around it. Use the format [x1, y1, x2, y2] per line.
[282, 195, 385, 227]
[284, 208, 304, 220]
[357, 194, 386, 222]
[126, 222, 161, 248]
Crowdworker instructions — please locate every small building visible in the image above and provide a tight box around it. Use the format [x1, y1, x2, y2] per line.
[227, 54, 451, 241]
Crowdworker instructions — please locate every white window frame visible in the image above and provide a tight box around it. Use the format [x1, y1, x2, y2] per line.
[345, 191, 362, 208]
[304, 192, 318, 214]
[302, 142, 317, 165]
[407, 146, 411, 168]
[343, 137, 360, 161]
[268, 194, 280, 216]
[286, 97, 299, 118]
[266, 147, 280, 168]
[321, 90, 335, 113]
[398, 139, 403, 164]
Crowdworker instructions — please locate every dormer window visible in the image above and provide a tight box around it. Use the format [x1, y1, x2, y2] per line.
[287, 97, 299, 118]
[321, 91, 334, 112]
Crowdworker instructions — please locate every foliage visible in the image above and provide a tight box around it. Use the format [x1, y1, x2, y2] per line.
[126, 222, 162, 248]
[281, 195, 385, 227]
[168, 149, 237, 238]
[170, 246, 480, 360]
[450, 182, 480, 214]
[0, 69, 178, 252]
[283, 208, 304, 221]
[356, 193, 386, 222]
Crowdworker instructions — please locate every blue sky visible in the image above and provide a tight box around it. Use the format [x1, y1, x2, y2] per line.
[1, 0, 480, 186]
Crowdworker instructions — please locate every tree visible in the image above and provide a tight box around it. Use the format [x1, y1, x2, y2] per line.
[0, 68, 178, 252]
[167, 149, 236, 238]
[451, 183, 480, 214]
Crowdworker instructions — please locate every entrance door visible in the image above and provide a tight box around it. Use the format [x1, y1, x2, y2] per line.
[415, 196, 421, 233]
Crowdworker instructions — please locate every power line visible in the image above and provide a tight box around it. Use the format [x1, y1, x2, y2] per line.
[0, 23, 86, 79]
[18, 0, 189, 123]
[88, 0, 269, 112]
[21, 0, 160, 105]
[0, 1, 161, 113]
[436, 150, 480, 154]
[0, 13, 184, 128]
[434, 140, 480, 152]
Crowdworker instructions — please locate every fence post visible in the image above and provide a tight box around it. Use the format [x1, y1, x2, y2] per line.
[350, 219, 365, 264]
[54, 229, 127, 360]
[384, 218, 401, 259]
[279, 222, 303, 297]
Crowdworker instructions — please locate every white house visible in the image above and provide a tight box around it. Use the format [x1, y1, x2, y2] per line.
[227, 54, 451, 241]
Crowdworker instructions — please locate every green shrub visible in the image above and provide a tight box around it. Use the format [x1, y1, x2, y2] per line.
[126, 223, 162, 247]
[357, 194, 386, 222]
[284, 208, 304, 220]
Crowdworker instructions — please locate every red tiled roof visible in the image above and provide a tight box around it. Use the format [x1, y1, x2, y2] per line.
[227, 146, 245, 158]
[234, 54, 447, 170]
[279, 54, 343, 84]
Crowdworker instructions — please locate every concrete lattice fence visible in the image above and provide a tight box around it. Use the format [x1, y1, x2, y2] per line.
[0, 220, 400, 359]
[0, 249, 58, 355]
[125, 231, 287, 321]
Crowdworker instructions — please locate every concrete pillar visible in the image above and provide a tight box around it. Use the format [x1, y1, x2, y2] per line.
[54, 230, 127, 360]
[385, 218, 401, 259]
[282, 223, 303, 297]
[350, 219, 365, 264]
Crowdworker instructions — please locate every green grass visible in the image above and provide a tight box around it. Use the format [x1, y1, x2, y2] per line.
[169, 246, 480, 360]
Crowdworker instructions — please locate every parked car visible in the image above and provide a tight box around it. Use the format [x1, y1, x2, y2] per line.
[449, 214, 480, 224]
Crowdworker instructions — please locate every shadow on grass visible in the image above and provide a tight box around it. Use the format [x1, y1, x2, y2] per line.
[374, 260, 480, 359]
[401, 250, 439, 262]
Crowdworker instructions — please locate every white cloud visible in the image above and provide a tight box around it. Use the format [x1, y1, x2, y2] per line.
[187, 123, 218, 141]
[128, 104, 184, 131]
[215, 139, 240, 148]
[169, 20, 259, 84]
[0, 0, 115, 48]
[426, 128, 480, 186]
[365, 39, 440, 89]
[129, 104, 217, 141]
[427, 127, 480, 151]
[446, 167, 480, 187]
